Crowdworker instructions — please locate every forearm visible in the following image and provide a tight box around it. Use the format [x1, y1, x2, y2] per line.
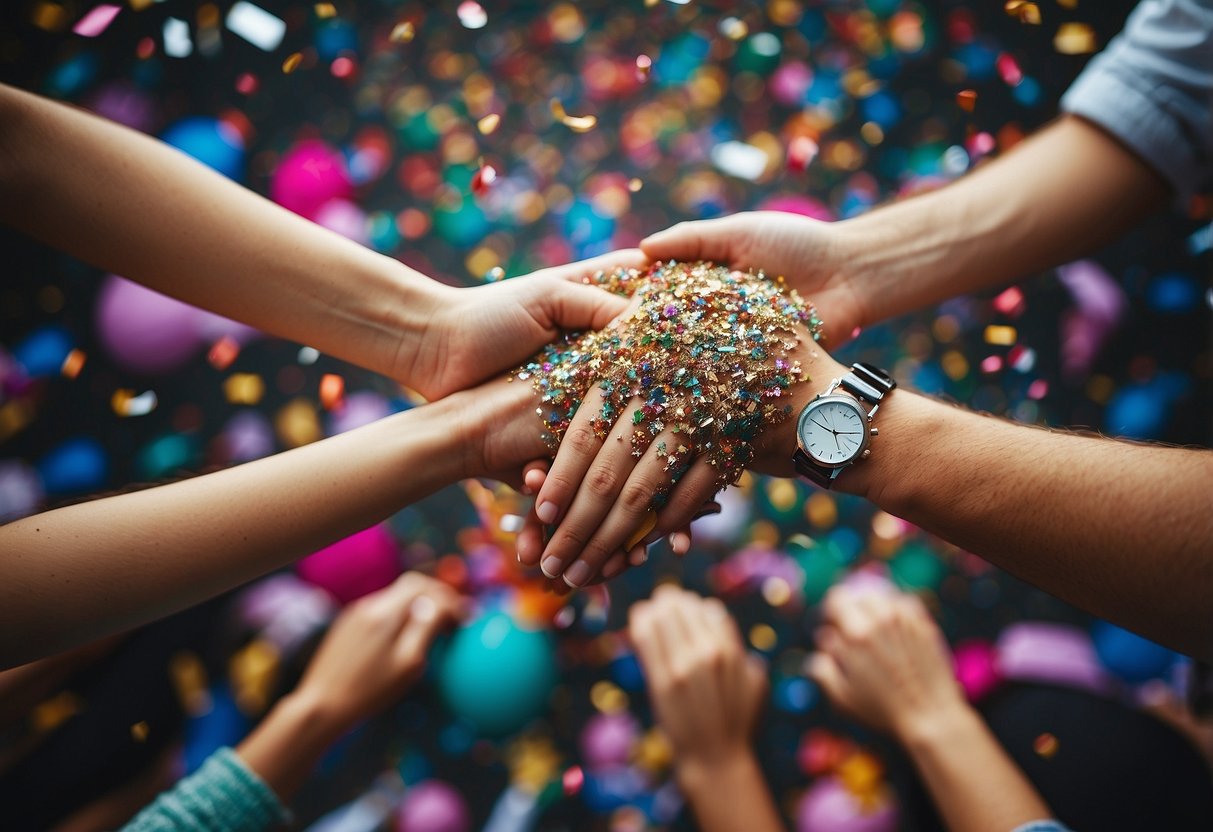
[0, 399, 468, 669]
[833, 116, 1167, 327]
[900, 705, 1052, 832]
[842, 391, 1213, 658]
[0, 83, 440, 382]
[235, 691, 345, 804]
[678, 754, 785, 832]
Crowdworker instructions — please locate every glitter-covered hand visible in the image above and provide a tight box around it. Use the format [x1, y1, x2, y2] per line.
[515, 261, 829, 587]
[399, 250, 644, 401]
[642, 212, 864, 343]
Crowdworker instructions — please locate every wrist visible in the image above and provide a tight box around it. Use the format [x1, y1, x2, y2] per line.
[895, 696, 983, 756]
[376, 259, 451, 386]
[676, 749, 764, 801]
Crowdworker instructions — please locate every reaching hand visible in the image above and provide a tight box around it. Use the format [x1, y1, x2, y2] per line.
[807, 586, 966, 741]
[292, 572, 466, 732]
[628, 586, 768, 773]
[401, 251, 643, 400]
[641, 212, 865, 343]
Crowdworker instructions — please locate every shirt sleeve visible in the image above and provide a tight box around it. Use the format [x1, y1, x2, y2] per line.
[121, 747, 289, 832]
[1060, 0, 1213, 205]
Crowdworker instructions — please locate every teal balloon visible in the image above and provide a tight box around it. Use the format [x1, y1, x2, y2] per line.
[436, 611, 557, 736]
[791, 538, 846, 604]
[432, 198, 489, 247]
[136, 433, 199, 481]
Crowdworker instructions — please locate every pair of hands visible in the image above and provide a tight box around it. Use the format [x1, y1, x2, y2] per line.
[437, 213, 859, 588]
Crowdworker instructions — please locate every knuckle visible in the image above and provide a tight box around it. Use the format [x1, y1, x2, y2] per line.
[620, 480, 654, 513]
[585, 466, 619, 499]
[565, 424, 600, 457]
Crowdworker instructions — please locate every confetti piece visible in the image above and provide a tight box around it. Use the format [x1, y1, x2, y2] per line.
[1033, 732, 1060, 758]
[1028, 379, 1049, 400]
[130, 721, 150, 742]
[787, 135, 819, 173]
[73, 4, 121, 38]
[235, 72, 259, 95]
[477, 113, 501, 135]
[562, 765, 584, 796]
[135, 36, 155, 59]
[1054, 22, 1097, 55]
[225, 2, 285, 50]
[750, 623, 778, 651]
[485, 265, 506, 282]
[457, 1, 487, 30]
[297, 346, 320, 365]
[984, 325, 1018, 346]
[319, 373, 345, 410]
[956, 89, 978, 112]
[225, 373, 266, 405]
[711, 140, 769, 181]
[1003, 1, 1041, 24]
[390, 20, 415, 43]
[282, 51, 304, 74]
[993, 286, 1026, 317]
[590, 680, 628, 713]
[314, 2, 337, 18]
[471, 162, 497, 197]
[208, 336, 241, 370]
[111, 389, 158, 417]
[996, 53, 1023, 86]
[60, 349, 86, 379]
[719, 16, 749, 40]
[164, 17, 192, 58]
[627, 177, 643, 192]
[31, 2, 70, 32]
[635, 54, 652, 81]
[550, 99, 597, 132]
[980, 355, 1004, 373]
[169, 651, 212, 716]
[331, 56, 356, 79]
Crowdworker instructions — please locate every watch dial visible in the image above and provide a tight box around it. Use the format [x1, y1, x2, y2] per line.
[802, 400, 865, 464]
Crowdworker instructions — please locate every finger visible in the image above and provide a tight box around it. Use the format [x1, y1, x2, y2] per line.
[647, 459, 720, 551]
[529, 249, 648, 332]
[558, 432, 680, 587]
[521, 459, 549, 496]
[629, 601, 673, 691]
[516, 499, 546, 566]
[640, 217, 747, 265]
[599, 550, 628, 581]
[540, 407, 649, 583]
[527, 248, 647, 287]
[533, 386, 610, 532]
[806, 651, 847, 706]
[392, 592, 457, 674]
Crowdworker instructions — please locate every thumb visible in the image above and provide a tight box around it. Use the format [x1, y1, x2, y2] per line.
[806, 651, 847, 708]
[641, 217, 746, 265]
[547, 280, 630, 332]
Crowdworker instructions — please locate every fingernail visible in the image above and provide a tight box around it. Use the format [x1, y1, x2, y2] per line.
[536, 501, 558, 525]
[670, 532, 691, 555]
[540, 555, 563, 578]
[563, 560, 592, 587]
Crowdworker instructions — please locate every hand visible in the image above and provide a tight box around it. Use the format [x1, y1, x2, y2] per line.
[401, 251, 644, 400]
[807, 586, 967, 741]
[641, 212, 865, 343]
[629, 586, 768, 777]
[292, 572, 466, 732]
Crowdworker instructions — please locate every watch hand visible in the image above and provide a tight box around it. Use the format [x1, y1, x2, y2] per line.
[810, 417, 834, 434]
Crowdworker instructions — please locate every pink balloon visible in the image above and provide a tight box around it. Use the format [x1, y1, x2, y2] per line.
[270, 139, 353, 221]
[95, 275, 206, 374]
[797, 777, 899, 832]
[396, 780, 470, 832]
[996, 622, 1112, 695]
[315, 198, 369, 245]
[579, 712, 640, 770]
[296, 524, 400, 605]
[953, 639, 1003, 702]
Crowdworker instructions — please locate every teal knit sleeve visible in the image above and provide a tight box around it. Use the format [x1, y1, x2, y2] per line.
[122, 747, 289, 832]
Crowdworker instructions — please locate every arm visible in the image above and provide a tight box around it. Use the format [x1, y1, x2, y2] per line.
[0, 83, 631, 398]
[628, 586, 784, 832]
[643, 115, 1167, 340]
[0, 376, 539, 669]
[809, 587, 1057, 832]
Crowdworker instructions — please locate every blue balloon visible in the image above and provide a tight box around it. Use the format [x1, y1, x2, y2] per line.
[184, 685, 250, 774]
[610, 651, 646, 693]
[38, 437, 108, 495]
[436, 611, 557, 735]
[161, 117, 245, 180]
[1092, 621, 1177, 683]
[13, 325, 74, 378]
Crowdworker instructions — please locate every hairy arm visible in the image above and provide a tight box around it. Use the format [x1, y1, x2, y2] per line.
[839, 387, 1213, 658]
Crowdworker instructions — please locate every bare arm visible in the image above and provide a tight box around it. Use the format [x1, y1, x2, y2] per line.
[0, 377, 540, 670]
[839, 385, 1213, 659]
[810, 587, 1055, 832]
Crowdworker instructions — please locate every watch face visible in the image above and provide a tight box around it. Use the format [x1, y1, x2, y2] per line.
[798, 397, 867, 465]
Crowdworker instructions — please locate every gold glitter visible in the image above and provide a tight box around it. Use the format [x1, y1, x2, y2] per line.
[550, 98, 598, 132]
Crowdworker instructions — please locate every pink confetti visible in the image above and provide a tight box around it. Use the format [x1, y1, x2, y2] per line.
[74, 4, 121, 38]
[562, 765, 584, 795]
[993, 286, 1026, 317]
[980, 355, 1003, 374]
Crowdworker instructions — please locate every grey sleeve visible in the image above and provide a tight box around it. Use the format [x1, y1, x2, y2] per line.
[1060, 0, 1213, 204]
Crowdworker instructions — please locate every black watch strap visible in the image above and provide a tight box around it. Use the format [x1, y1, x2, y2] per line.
[793, 363, 896, 489]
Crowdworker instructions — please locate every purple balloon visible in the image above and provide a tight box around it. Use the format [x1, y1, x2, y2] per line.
[315, 198, 370, 245]
[222, 411, 275, 463]
[328, 391, 391, 436]
[1057, 259, 1127, 380]
[86, 81, 158, 132]
[797, 776, 899, 832]
[297, 524, 401, 605]
[95, 275, 206, 374]
[0, 459, 43, 522]
[580, 712, 640, 770]
[396, 780, 471, 832]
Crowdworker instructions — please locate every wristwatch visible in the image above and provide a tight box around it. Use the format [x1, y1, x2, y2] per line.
[793, 362, 896, 488]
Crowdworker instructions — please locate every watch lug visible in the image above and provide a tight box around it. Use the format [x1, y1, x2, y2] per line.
[870, 427, 879, 436]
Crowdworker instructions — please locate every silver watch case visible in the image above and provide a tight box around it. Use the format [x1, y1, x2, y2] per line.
[795, 384, 877, 469]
